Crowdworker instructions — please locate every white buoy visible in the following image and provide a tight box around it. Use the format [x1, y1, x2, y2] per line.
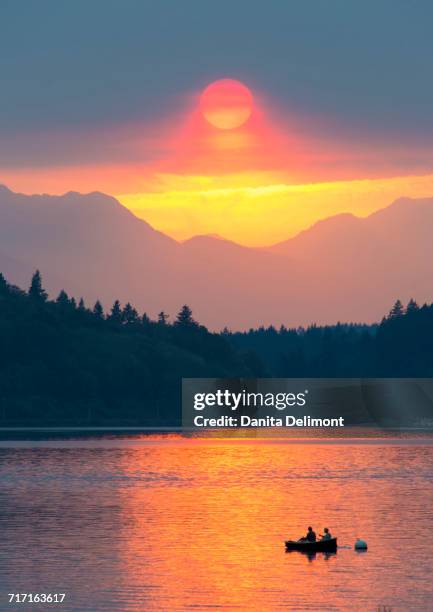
[354, 539, 368, 550]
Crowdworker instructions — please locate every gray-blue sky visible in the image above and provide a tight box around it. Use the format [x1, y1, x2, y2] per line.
[2, 1, 433, 126]
[1, 0, 433, 167]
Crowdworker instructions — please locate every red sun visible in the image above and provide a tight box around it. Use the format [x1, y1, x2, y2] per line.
[200, 79, 253, 130]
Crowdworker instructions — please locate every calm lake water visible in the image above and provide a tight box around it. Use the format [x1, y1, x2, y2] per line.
[1, 433, 433, 611]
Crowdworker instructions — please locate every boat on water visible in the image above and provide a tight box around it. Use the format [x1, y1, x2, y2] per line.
[285, 537, 337, 553]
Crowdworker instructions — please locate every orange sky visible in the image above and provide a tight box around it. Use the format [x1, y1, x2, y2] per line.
[1, 79, 433, 246]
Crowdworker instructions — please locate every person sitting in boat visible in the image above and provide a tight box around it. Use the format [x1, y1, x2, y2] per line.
[299, 526, 317, 542]
[320, 527, 332, 540]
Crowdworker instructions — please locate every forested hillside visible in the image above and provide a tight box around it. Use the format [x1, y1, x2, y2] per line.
[1, 269, 433, 427]
[0, 271, 260, 426]
[228, 298, 433, 378]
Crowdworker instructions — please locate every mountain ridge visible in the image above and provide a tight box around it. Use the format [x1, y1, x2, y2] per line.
[0, 183, 432, 329]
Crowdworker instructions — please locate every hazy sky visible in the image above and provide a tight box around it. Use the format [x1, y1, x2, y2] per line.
[2, 2, 433, 136]
[1, 1, 433, 244]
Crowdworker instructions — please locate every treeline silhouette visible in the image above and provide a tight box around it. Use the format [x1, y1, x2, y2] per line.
[0, 271, 261, 426]
[227, 297, 433, 377]
[1, 270, 433, 426]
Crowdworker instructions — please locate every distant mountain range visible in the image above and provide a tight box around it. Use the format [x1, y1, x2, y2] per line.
[1, 183, 432, 330]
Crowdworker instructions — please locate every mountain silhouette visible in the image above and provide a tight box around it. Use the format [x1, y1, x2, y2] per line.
[1, 184, 432, 329]
[270, 196, 433, 323]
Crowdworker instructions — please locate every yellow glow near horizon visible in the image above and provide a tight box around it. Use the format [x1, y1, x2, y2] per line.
[3, 83, 433, 248]
[117, 172, 433, 246]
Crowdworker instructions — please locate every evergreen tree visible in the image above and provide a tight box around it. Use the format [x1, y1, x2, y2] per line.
[406, 298, 419, 313]
[141, 312, 151, 326]
[28, 270, 48, 301]
[122, 302, 139, 324]
[78, 297, 86, 311]
[109, 299, 122, 323]
[158, 311, 169, 325]
[56, 290, 70, 306]
[388, 299, 404, 319]
[70, 297, 77, 309]
[93, 300, 104, 319]
[0, 273, 9, 295]
[175, 304, 196, 327]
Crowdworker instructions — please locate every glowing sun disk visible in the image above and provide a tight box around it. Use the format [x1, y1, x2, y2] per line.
[200, 79, 253, 130]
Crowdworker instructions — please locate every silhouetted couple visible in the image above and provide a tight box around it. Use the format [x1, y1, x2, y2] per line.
[299, 526, 332, 542]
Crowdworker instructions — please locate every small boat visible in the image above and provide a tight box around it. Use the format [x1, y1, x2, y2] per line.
[285, 538, 337, 553]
